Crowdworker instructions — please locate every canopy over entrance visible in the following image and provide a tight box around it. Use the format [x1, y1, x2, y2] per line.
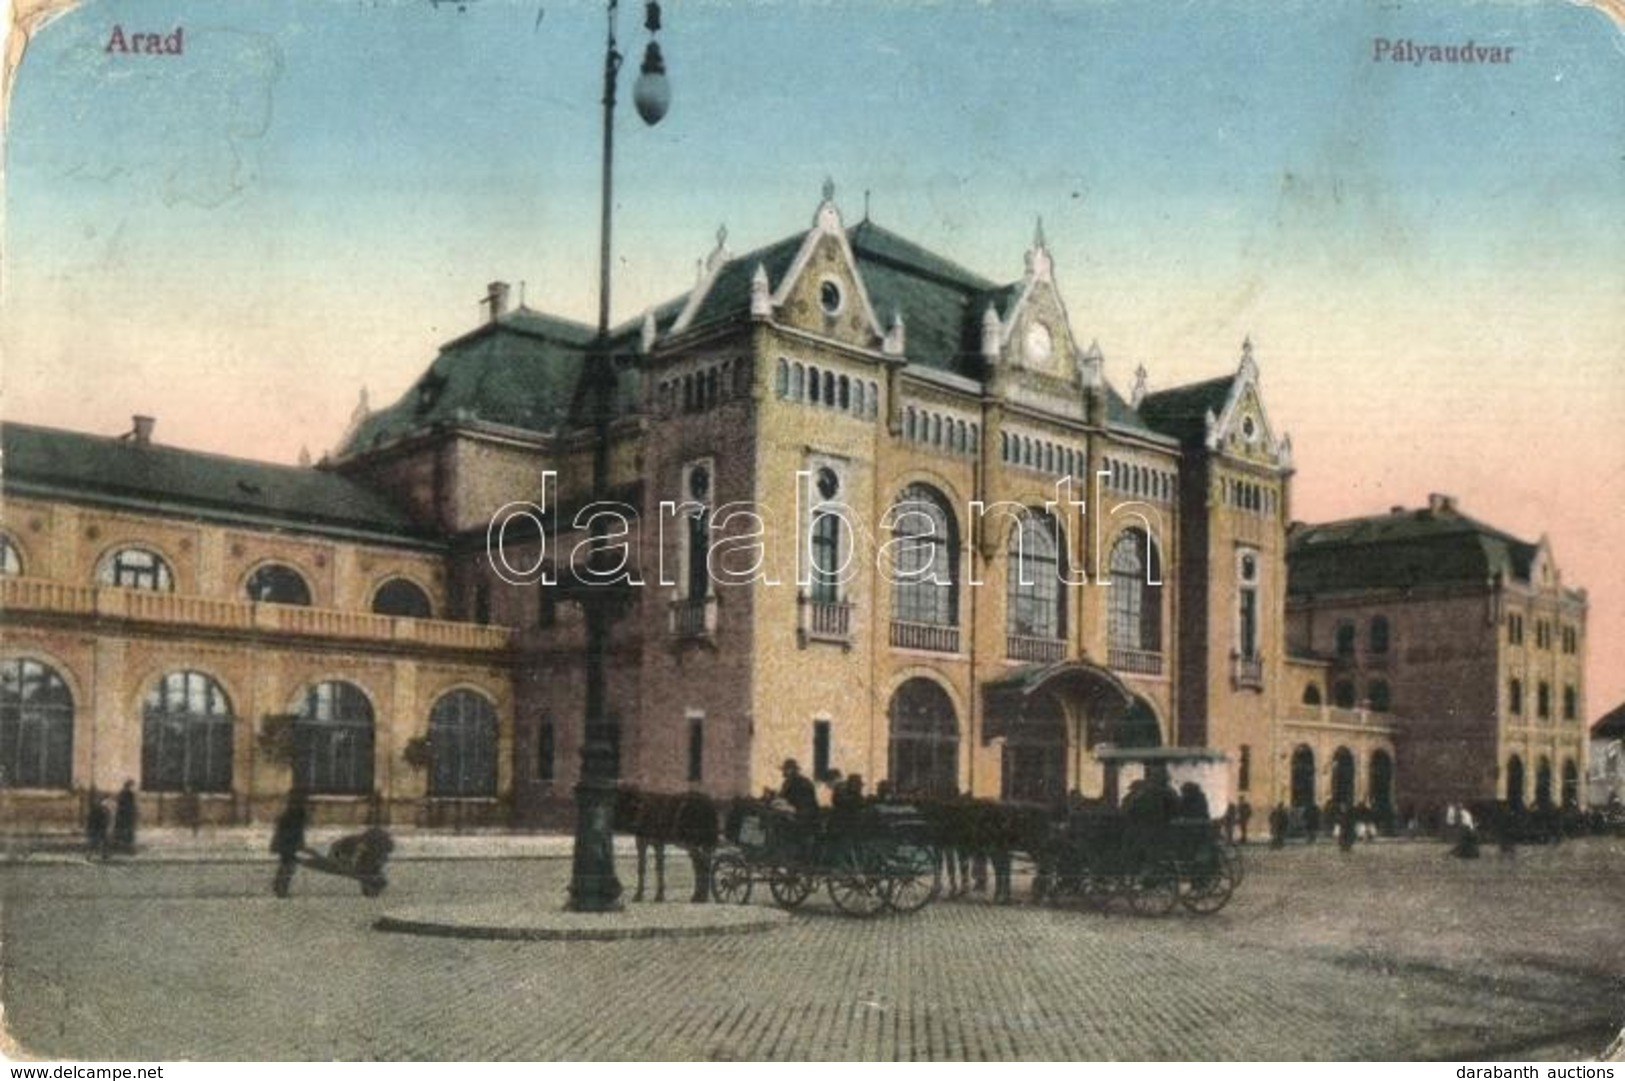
[981, 661, 1162, 749]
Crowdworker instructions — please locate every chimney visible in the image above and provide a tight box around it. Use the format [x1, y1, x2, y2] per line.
[131, 415, 155, 445]
[484, 281, 511, 323]
[1427, 492, 1457, 515]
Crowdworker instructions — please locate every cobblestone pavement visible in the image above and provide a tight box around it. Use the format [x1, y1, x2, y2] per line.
[2, 837, 1621, 1061]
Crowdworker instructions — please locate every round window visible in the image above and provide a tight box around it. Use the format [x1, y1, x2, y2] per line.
[816, 467, 840, 500]
[819, 279, 843, 316]
[689, 466, 711, 501]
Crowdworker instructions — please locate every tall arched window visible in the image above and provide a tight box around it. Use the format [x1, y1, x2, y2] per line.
[1367, 679, 1392, 712]
[1008, 512, 1064, 640]
[99, 547, 173, 592]
[246, 563, 312, 605]
[1335, 621, 1356, 657]
[1302, 683, 1323, 706]
[887, 678, 959, 798]
[292, 681, 374, 795]
[1369, 750, 1395, 819]
[1534, 756, 1553, 809]
[1290, 745, 1316, 810]
[0, 658, 73, 789]
[142, 671, 233, 793]
[890, 485, 959, 628]
[1331, 747, 1355, 807]
[1506, 754, 1526, 808]
[0, 534, 22, 576]
[1332, 679, 1357, 709]
[1107, 530, 1162, 655]
[372, 578, 433, 619]
[428, 690, 499, 798]
[1369, 615, 1391, 655]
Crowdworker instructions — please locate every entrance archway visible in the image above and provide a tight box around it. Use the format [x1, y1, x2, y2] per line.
[1003, 692, 1067, 804]
[1290, 745, 1316, 810]
[887, 678, 959, 798]
[1330, 747, 1355, 808]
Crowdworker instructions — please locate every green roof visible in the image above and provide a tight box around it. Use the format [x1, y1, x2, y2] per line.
[2, 422, 434, 546]
[1137, 374, 1234, 445]
[1288, 502, 1538, 595]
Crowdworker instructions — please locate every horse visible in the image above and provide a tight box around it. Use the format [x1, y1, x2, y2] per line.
[614, 787, 719, 902]
[914, 796, 1059, 904]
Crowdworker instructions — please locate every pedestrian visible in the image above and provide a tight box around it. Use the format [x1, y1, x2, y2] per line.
[1337, 804, 1356, 852]
[1237, 797, 1253, 844]
[1304, 802, 1320, 844]
[270, 789, 309, 898]
[112, 779, 138, 855]
[1222, 801, 1237, 843]
[1269, 802, 1288, 848]
[85, 789, 111, 861]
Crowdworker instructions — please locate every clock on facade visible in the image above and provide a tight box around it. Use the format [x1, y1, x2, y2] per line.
[1024, 322, 1053, 367]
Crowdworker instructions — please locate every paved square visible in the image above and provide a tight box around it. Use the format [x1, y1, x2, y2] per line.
[3, 837, 1621, 1060]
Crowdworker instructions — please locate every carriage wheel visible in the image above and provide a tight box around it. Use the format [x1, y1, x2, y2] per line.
[827, 872, 887, 917]
[709, 854, 754, 905]
[1220, 843, 1245, 887]
[768, 867, 815, 909]
[882, 843, 942, 914]
[1128, 859, 1180, 917]
[1179, 852, 1237, 915]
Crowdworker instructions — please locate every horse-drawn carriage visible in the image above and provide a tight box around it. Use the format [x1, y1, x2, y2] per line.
[709, 800, 941, 917]
[1042, 809, 1241, 916]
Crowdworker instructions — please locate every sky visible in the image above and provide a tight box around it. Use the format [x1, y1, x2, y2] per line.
[3, 0, 1623, 714]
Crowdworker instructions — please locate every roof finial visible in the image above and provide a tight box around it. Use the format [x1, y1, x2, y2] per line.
[717, 223, 728, 248]
[1034, 215, 1047, 249]
[822, 176, 836, 202]
[863, 189, 871, 222]
[1131, 363, 1149, 408]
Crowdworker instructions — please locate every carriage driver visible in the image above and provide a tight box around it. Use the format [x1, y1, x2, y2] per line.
[779, 759, 820, 821]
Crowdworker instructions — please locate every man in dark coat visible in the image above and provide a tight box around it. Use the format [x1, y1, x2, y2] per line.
[1237, 797, 1253, 844]
[85, 790, 110, 861]
[270, 789, 309, 898]
[112, 780, 137, 855]
[779, 759, 819, 820]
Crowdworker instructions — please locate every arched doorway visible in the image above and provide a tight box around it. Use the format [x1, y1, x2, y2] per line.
[1330, 747, 1355, 808]
[1534, 756, 1553, 810]
[1561, 759, 1580, 810]
[1506, 754, 1526, 809]
[1290, 745, 1316, 810]
[1003, 692, 1067, 805]
[1369, 750, 1395, 822]
[887, 678, 959, 798]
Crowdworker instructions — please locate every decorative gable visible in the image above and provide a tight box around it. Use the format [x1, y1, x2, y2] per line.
[1207, 339, 1292, 470]
[768, 181, 883, 350]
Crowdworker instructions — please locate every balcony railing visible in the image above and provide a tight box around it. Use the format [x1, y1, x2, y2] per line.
[0, 575, 511, 651]
[890, 619, 960, 654]
[797, 595, 853, 648]
[1007, 634, 1065, 664]
[1231, 653, 1264, 689]
[668, 595, 718, 640]
[1108, 646, 1164, 676]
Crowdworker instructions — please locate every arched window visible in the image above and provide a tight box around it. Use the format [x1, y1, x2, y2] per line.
[838, 375, 850, 411]
[1008, 512, 1064, 640]
[1332, 679, 1357, 709]
[1369, 750, 1395, 819]
[1561, 759, 1580, 810]
[1108, 530, 1162, 655]
[428, 690, 499, 798]
[775, 358, 789, 398]
[292, 681, 374, 795]
[372, 578, 433, 619]
[142, 671, 233, 793]
[1334, 621, 1356, 657]
[1369, 615, 1390, 654]
[1509, 678, 1523, 715]
[1367, 679, 1392, 712]
[0, 658, 73, 789]
[1534, 756, 1553, 809]
[890, 484, 959, 628]
[887, 678, 959, 798]
[791, 363, 805, 400]
[822, 371, 835, 406]
[1330, 747, 1355, 807]
[1290, 745, 1316, 810]
[99, 547, 173, 592]
[1302, 683, 1323, 706]
[1506, 754, 1526, 808]
[246, 564, 312, 606]
[809, 467, 843, 605]
[0, 534, 22, 576]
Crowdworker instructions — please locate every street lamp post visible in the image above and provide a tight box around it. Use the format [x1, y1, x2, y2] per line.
[566, 0, 670, 913]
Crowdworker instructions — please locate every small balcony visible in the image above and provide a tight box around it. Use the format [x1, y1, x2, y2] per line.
[1108, 646, 1164, 677]
[797, 595, 853, 649]
[1231, 652, 1265, 690]
[890, 619, 960, 654]
[668, 594, 718, 640]
[1007, 634, 1065, 664]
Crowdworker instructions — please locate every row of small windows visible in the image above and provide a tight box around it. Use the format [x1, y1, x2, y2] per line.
[0, 536, 433, 618]
[1101, 457, 1176, 504]
[903, 406, 979, 458]
[0, 659, 498, 798]
[773, 358, 880, 419]
[657, 358, 750, 416]
[1221, 476, 1276, 516]
[1508, 678, 1579, 721]
[1304, 679, 1392, 713]
[1506, 614, 1579, 654]
[1001, 432, 1080, 479]
[1335, 616, 1390, 657]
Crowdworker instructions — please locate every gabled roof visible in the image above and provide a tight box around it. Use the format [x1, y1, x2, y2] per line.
[1288, 499, 1540, 595]
[1137, 374, 1235, 445]
[1594, 702, 1625, 740]
[2, 422, 435, 546]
